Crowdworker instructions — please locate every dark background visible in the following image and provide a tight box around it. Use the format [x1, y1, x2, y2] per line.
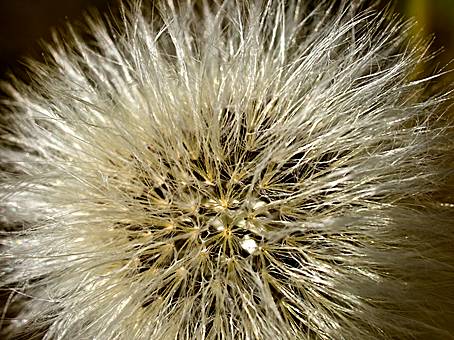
[0, 0, 113, 78]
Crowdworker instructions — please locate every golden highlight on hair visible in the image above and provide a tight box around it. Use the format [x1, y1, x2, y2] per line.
[1, 1, 454, 339]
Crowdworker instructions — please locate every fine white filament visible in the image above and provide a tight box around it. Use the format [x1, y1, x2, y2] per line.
[1, 1, 454, 339]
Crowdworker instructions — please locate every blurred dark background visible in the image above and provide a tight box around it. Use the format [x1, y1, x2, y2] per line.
[0, 0, 453, 83]
[0, 0, 112, 79]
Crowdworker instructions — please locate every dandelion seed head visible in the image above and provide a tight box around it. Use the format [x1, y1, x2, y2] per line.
[1, 0, 454, 339]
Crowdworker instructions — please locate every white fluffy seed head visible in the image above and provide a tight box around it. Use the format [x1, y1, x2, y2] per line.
[1, 1, 454, 339]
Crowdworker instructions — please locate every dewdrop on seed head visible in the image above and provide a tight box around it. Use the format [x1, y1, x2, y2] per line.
[1, 0, 454, 339]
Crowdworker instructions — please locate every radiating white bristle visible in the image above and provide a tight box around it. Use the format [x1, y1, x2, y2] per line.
[1, 1, 454, 339]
